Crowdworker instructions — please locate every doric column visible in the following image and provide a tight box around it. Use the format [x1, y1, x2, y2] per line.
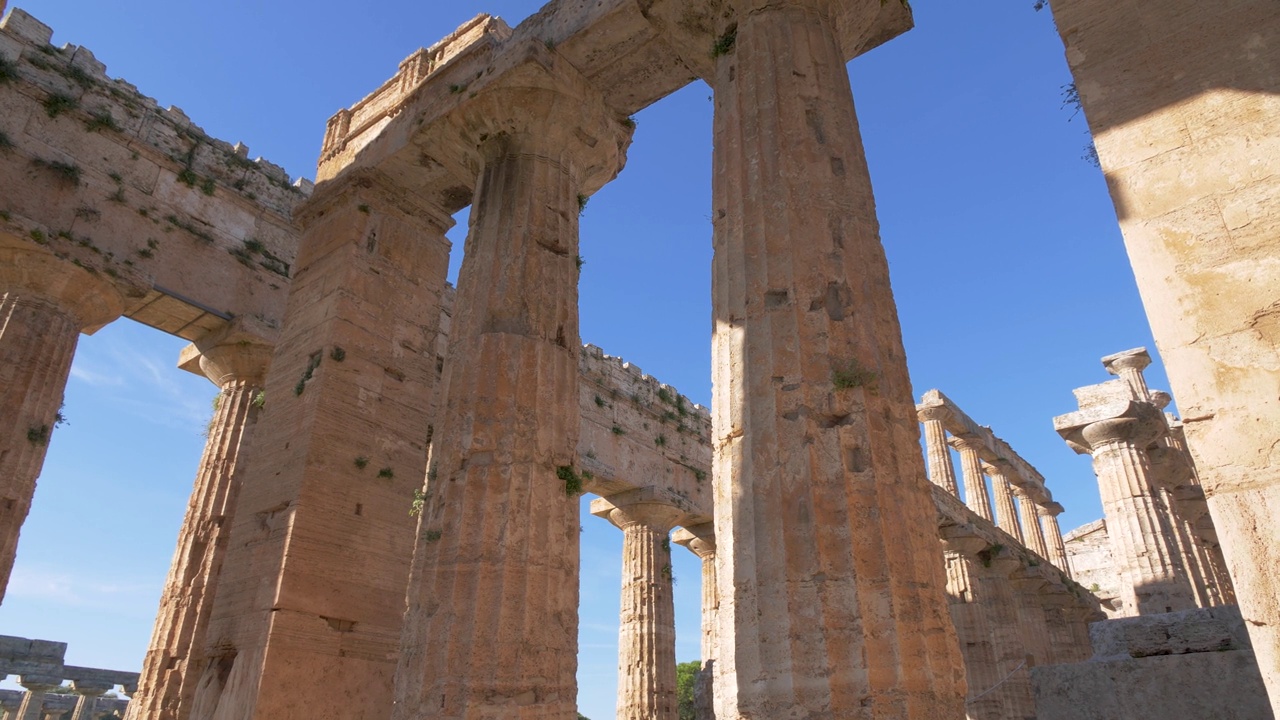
[69, 681, 112, 720]
[188, 171, 455, 720]
[127, 333, 271, 720]
[673, 523, 717, 720]
[0, 249, 122, 602]
[16, 677, 59, 720]
[985, 464, 1022, 542]
[1009, 567, 1052, 669]
[1079, 416, 1197, 615]
[919, 405, 959, 496]
[594, 491, 685, 720]
[1015, 491, 1050, 559]
[392, 65, 631, 719]
[939, 531, 1000, 720]
[704, 1, 965, 715]
[954, 436, 994, 522]
[1037, 503, 1072, 577]
[1, 697, 21, 720]
[969, 546, 1035, 720]
[1102, 347, 1152, 401]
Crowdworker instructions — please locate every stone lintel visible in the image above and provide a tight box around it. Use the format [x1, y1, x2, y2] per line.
[61, 666, 137, 690]
[924, 389, 1053, 504]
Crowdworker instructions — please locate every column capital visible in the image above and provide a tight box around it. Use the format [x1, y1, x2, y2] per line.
[0, 247, 123, 331]
[17, 675, 61, 692]
[672, 523, 716, 560]
[1055, 399, 1167, 455]
[949, 434, 985, 455]
[1101, 347, 1152, 377]
[915, 403, 953, 425]
[938, 524, 988, 558]
[591, 487, 687, 533]
[1038, 502, 1065, 517]
[178, 320, 275, 388]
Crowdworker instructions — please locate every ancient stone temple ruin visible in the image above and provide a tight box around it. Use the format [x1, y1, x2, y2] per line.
[1, 0, 1277, 718]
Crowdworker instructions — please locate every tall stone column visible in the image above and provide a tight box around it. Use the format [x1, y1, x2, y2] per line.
[127, 334, 270, 720]
[969, 547, 1034, 720]
[673, 523, 717, 720]
[986, 465, 1022, 543]
[70, 682, 111, 720]
[939, 532, 999, 720]
[954, 437, 994, 522]
[706, 1, 965, 715]
[1015, 491, 1049, 560]
[188, 171, 454, 720]
[0, 249, 122, 602]
[16, 678, 58, 720]
[1037, 504, 1072, 577]
[392, 67, 631, 719]
[1009, 568, 1051, 669]
[919, 406, 959, 496]
[594, 491, 685, 720]
[1059, 404, 1197, 616]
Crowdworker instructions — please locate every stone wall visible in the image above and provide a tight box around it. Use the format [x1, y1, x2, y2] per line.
[1064, 519, 1124, 617]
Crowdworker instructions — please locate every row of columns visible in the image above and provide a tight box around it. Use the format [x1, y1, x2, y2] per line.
[1055, 348, 1234, 617]
[6, 675, 127, 720]
[919, 408, 1071, 576]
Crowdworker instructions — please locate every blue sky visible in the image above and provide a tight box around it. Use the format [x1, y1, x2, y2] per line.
[0, 1, 1170, 717]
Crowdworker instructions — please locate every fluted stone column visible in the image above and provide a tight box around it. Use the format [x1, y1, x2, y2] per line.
[0, 249, 122, 602]
[954, 437, 994, 522]
[1, 697, 21, 720]
[1037, 504, 1071, 577]
[594, 492, 684, 720]
[127, 336, 270, 720]
[70, 682, 111, 720]
[970, 546, 1033, 720]
[1080, 415, 1196, 615]
[986, 465, 1022, 543]
[673, 523, 717, 720]
[1009, 568, 1052, 669]
[392, 72, 630, 719]
[1015, 491, 1049, 560]
[920, 406, 960, 496]
[705, 2, 965, 715]
[16, 678, 58, 720]
[940, 533, 1000, 720]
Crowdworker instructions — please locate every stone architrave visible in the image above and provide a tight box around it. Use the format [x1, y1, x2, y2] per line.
[0, 249, 122, 602]
[1015, 491, 1050, 559]
[1056, 399, 1197, 616]
[986, 464, 1023, 543]
[187, 172, 454, 720]
[127, 333, 271, 720]
[1037, 503, 1072, 577]
[703, 1, 966, 715]
[673, 523, 718, 720]
[954, 436, 994, 522]
[919, 405, 960, 496]
[391, 61, 631, 719]
[593, 490, 685, 720]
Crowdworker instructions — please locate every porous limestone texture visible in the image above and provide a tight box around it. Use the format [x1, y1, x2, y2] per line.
[1064, 520, 1125, 617]
[1052, 0, 1280, 708]
[0, 248, 121, 603]
[701, 1, 965, 715]
[126, 334, 270, 720]
[188, 174, 453, 720]
[1032, 606, 1275, 720]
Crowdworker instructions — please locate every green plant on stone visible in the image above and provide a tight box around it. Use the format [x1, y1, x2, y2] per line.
[410, 488, 426, 517]
[557, 465, 583, 496]
[0, 57, 16, 84]
[251, 390, 266, 409]
[424, 529, 442, 542]
[0, 130, 12, 152]
[710, 25, 737, 58]
[330, 346, 346, 362]
[33, 158, 81, 186]
[657, 387, 674, 404]
[26, 425, 49, 445]
[200, 178, 216, 196]
[84, 110, 119, 133]
[831, 358, 878, 392]
[611, 425, 625, 435]
[1089, 583, 1101, 592]
[576, 193, 589, 216]
[661, 536, 671, 554]
[594, 395, 606, 408]
[378, 467, 395, 479]
[176, 168, 199, 187]
[354, 456, 369, 470]
[43, 93, 77, 119]
[294, 352, 323, 396]
[654, 434, 667, 447]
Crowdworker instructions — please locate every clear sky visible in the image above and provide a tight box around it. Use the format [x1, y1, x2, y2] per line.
[0, 1, 1173, 718]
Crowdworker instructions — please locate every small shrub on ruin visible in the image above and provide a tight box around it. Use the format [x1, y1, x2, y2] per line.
[354, 456, 369, 470]
[654, 434, 667, 447]
[710, 25, 737, 58]
[176, 168, 199, 187]
[33, 158, 81, 186]
[0, 131, 12, 152]
[378, 467, 395, 479]
[330, 346, 346, 362]
[43, 93, 78, 119]
[424, 529, 442, 542]
[0, 57, 16, 84]
[27, 425, 49, 445]
[557, 465, 583, 496]
[831, 358, 878, 392]
[84, 110, 119, 133]
[200, 178, 217, 196]
[357, 204, 370, 214]
[611, 425, 625, 435]
[410, 488, 426, 517]
[576, 193, 589, 216]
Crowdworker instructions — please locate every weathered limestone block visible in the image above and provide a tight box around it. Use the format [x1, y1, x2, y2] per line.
[1056, 398, 1196, 615]
[188, 171, 453, 720]
[593, 489, 686, 720]
[0, 247, 121, 602]
[1032, 606, 1274, 720]
[1051, 0, 1280, 707]
[392, 58, 631, 719]
[127, 331, 271, 720]
[701, 1, 965, 715]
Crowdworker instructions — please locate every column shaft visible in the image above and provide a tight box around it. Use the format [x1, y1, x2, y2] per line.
[1038, 512, 1072, 577]
[617, 523, 678, 720]
[128, 343, 267, 720]
[923, 417, 959, 496]
[989, 474, 1022, 543]
[70, 693, 103, 720]
[1016, 495, 1049, 559]
[710, 4, 964, 716]
[971, 558, 1034, 720]
[943, 551, 999, 720]
[1088, 432, 1196, 615]
[0, 294, 78, 603]
[957, 442, 993, 522]
[394, 144, 585, 719]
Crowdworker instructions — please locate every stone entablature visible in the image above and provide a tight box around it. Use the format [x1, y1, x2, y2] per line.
[0, 8, 307, 341]
[0, 634, 138, 719]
